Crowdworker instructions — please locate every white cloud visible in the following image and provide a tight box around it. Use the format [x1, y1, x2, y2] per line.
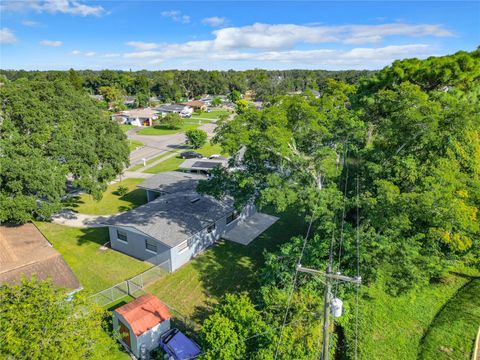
[202, 16, 226, 27]
[0, 28, 17, 44]
[21, 20, 41, 27]
[161, 10, 190, 23]
[125, 41, 161, 50]
[84, 51, 96, 57]
[40, 39, 63, 46]
[102, 53, 121, 58]
[70, 49, 82, 55]
[1, 0, 104, 17]
[70, 50, 95, 56]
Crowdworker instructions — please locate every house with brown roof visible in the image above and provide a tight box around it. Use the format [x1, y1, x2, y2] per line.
[0, 224, 80, 290]
[180, 100, 207, 111]
[113, 294, 171, 358]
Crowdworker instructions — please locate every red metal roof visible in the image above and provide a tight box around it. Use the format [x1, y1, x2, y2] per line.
[115, 294, 171, 336]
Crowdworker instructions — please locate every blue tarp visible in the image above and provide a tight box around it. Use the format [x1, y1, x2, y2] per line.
[160, 328, 201, 360]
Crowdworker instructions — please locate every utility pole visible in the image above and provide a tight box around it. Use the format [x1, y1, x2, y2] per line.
[297, 263, 361, 360]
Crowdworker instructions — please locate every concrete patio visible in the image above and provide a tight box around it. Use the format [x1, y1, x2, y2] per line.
[223, 212, 279, 245]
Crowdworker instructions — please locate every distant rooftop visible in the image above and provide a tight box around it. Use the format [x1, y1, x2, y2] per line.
[106, 192, 234, 247]
[179, 158, 228, 172]
[137, 171, 207, 194]
[119, 108, 158, 118]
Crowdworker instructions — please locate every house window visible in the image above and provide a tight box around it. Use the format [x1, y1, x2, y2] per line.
[207, 224, 216, 233]
[226, 211, 239, 224]
[145, 239, 157, 253]
[117, 230, 128, 243]
[178, 241, 189, 254]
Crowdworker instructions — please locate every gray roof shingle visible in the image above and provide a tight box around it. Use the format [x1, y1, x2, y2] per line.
[106, 193, 234, 247]
[137, 172, 207, 194]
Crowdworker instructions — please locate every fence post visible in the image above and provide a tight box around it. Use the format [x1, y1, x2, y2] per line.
[127, 281, 131, 296]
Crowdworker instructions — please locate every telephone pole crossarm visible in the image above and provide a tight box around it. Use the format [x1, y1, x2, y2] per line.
[296, 264, 362, 284]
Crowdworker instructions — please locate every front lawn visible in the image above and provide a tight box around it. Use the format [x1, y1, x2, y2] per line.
[128, 139, 144, 152]
[191, 109, 230, 119]
[143, 143, 227, 174]
[35, 223, 152, 294]
[145, 207, 305, 321]
[137, 123, 200, 135]
[64, 178, 146, 215]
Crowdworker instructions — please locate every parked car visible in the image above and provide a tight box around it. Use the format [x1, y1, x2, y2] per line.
[181, 151, 202, 159]
[209, 154, 221, 159]
[159, 328, 201, 360]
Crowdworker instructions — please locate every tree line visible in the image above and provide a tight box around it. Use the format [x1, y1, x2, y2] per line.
[0, 68, 373, 102]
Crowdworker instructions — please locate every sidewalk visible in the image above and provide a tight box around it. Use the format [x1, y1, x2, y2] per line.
[51, 210, 114, 228]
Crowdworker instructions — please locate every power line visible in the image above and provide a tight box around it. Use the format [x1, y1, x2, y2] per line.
[273, 208, 317, 359]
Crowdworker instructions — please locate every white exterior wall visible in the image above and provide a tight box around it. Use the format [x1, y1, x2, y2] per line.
[169, 204, 257, 271]
[109, 226, 171, 268]
[112, 312, 170, 358]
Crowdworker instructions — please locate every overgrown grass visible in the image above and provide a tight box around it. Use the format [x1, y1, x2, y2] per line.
[137, 123, 200, 135]
[64, 178, 146, 215]
[145, 207, 305, 322]
[418, 276, 480, 359]
[119, 124, 135, 133]
[344, 268, 480, 360]
[34, 223, 152, 294]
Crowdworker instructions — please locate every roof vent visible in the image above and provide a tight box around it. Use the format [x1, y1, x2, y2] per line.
[190, 198, 201, 204]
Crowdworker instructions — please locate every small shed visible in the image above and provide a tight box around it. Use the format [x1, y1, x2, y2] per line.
[113, 294, 171, 358]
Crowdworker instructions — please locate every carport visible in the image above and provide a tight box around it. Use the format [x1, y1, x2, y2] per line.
[222, 213, 279, 245]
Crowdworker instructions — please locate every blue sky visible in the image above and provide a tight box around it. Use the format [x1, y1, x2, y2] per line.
[1, 1, 479, 70]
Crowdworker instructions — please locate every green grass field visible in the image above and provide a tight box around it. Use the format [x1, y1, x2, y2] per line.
[344, 268, 480, 360]
[127, 139, 143, 152]
[35, 223, 152, 294]
[137, 123, 200, 135]
[418, 276, 480, 359]
[129, 150, 177, 171]
[191, 109, 230, 119]
[143, 143, 226, 174]
[145, 208, 305, 322]
[64, 178, 146, 215]
[119, 124, 135, 133]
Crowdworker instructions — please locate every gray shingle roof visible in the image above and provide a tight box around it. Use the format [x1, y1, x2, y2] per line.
[106, 193, 234, 247]
[137, 171, 207, 194]
[179, 158, 228, 171]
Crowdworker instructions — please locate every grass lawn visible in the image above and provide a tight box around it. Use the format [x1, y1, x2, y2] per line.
[127, 139, 144, 152]
[143, 143, 227, 174]
[129, 150, 176, 171]
[145, 207, 306, 322]
[35, 223, 152, 294]
[143, 155, 184, 173]
[64, 178, 146, 215]
[418, 276, 480, 359]
[191, 110, 230, 119]
[137, 123, 200, 135]
[119, 124, 135, 133]
[344, 267, 480, 360]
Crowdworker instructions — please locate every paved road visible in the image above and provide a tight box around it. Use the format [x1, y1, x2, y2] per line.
[128, 122, 217, 166]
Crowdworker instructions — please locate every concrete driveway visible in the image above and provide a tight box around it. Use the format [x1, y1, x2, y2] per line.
[128, 122, 217, 166]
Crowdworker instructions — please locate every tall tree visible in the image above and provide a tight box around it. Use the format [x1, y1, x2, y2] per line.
[0, 79, 129, 223]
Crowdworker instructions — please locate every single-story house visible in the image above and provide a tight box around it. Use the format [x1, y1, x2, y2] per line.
[0, 224, 80, 290]
[137, 171, 207, 202]
[106, 191, 255, 271]
[113, 294, 171, 358]
[156, 104, 193, 118]
[178, 158, 228, 174]
[113, 108, 159, 127]
[180, 100, 207, 111]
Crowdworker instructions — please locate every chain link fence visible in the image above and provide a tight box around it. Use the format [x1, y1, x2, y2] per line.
[90, 259, 170, 307]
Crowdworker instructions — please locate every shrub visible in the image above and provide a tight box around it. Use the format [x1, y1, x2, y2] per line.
[160, 113, 183, 129]
[116, 185, 128, 196]
[186, 129, 208, 149]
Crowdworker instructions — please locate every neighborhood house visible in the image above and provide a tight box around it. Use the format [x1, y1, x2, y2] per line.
[113, 294, 171, 358]
[180, 100, 207, 111]
[156, 104, 193, 118]
[113, 108, 159, 127]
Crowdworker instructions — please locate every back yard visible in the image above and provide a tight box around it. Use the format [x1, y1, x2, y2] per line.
[64, 178, 147, 215]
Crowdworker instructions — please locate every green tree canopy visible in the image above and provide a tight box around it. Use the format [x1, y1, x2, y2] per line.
[185, 129, 208, 149]
[0, 277, 119, 359]
[159, 112, 183, 130]
[0, 78, 129, 223]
